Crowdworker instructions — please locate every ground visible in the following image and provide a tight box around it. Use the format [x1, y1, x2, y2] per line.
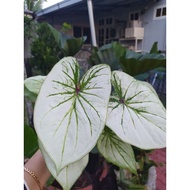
[149, 148, 166, 190]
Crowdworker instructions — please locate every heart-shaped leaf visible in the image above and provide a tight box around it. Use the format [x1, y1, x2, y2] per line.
[97, 127, 137, 174]
[106, 71, 166, 149]
[34, 57, 111, 173]
[39, 140, 89, 190]
[24, 75, 46, 95]
[24, 75, 46, 102]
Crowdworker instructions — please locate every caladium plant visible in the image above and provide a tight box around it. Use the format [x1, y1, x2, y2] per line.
[107, 70, 166, 149]
[25, 56, 166, 190]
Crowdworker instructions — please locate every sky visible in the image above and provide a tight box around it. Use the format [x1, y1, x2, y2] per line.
[43, 0, 64, 8]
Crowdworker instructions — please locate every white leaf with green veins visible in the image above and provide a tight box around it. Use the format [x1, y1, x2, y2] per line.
[97, 127, 137, 174]
[24, 75, 46, 95]
[106, 71, 166, 149]
[34, 57, 111, 173]
[39, 140, 89, 190]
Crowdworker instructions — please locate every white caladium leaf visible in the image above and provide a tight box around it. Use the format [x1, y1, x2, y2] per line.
[106, 71, 166, 149]
[24, 75, 46, 95]
[34, 57, 111, 173]
[140, 80, 159, 98]
[39, 140, 89, 190]
[97, 127, 137, 174]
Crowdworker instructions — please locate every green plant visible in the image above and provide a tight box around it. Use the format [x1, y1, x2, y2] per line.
[47, 23, 87, 56]
[30, 22, 64, 75]
[24, 0, 47, 11]
[24, 0, 47, 39]
[88, 41, 166, 108]
[24, 15, 38, 39]
[24, 56, 166, 190]
[87, 43, 166, 186]
[61, 22, 72, 33]
[30, 22, 86, 75]
[88, 42, 166, 76]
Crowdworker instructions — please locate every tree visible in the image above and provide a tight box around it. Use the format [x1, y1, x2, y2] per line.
[30, 22, 64, 75]
[24, 0, 47, 11]
[24, 0, 47, 76]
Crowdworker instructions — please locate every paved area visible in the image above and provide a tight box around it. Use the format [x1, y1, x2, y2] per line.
[149, 148, 166, 190]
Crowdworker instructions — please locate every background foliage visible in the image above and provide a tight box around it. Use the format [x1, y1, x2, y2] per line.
[30, 22, 64, 75]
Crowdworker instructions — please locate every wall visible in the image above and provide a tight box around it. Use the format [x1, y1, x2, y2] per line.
[38, 11, 90, 31]
[141, 0, 166, 52]
[93, 0, 166, 52]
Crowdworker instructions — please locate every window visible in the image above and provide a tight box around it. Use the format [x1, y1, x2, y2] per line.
[73, 26, 82, 37]
[129, 12, 139, 21]
[162, 7, 166, 16]
[99, 19, 104, 26]
[73, 26, 91, 44]
[156, 8, 162, 17]
[154, 5, 166, 19]
[98, 17, 114, 46]
[106, 18, 113, 25]
[83, 27, 91, 44]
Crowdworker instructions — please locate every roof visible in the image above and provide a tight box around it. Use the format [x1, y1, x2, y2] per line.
[36, 0, 83, 16]
[36, 0, 153, 17]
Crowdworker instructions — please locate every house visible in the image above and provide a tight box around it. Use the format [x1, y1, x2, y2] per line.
[36, 0, 166, 53]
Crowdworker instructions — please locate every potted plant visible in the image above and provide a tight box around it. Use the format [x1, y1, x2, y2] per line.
[24, 52, 166, 190]
[86, 42, 166, 190]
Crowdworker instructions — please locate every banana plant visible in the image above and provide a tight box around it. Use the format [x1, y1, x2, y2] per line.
[24, 56, 166, 190]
